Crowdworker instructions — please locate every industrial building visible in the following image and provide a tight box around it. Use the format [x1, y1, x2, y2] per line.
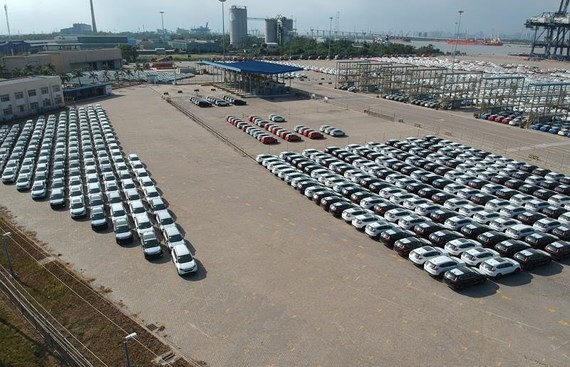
[3, 49, 122, 74]
[60, 23, 93, 35]
[170, 40, 221, 53]
[229, 6, 248, 47]
[0, 76, 64, 122]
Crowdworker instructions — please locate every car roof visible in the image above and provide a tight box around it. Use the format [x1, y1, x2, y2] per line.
[172, 244, 190, 255]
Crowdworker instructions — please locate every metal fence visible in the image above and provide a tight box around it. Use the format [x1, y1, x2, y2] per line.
[0, 268, 96, 367]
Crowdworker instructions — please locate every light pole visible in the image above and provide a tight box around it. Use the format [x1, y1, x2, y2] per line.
[2, 232, 15, 278]
[219, 0, 227, 61]
[328, 16, 333, 60]
[160, 11, 165, 42]
[123, 332, 137, 367]
[451, 10, 464, 72]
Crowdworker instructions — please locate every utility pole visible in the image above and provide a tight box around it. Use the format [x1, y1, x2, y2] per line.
[328, 16, 333, 59]
[219, 0, 227, 61]
[451, 10, 464, 73]
[160, 11, 165, 42]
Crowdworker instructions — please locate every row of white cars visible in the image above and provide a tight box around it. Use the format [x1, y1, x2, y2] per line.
[0, 105, 198, 277]
[255, 137, 569, 291]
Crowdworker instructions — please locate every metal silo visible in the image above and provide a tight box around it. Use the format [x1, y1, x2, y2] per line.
[229, 5, 248, 47]
[280, 17, 294, 43]
[265, 18, 278, 44]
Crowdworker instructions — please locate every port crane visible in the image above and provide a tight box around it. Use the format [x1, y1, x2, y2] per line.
[525, 0, 570, 59]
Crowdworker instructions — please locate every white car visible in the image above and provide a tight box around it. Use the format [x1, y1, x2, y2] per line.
[269, 114, 285, 122]
[163, 226, 185, 250]
[415, 204, 441, 216]
[133, 212, 154, 239]
[171, 244, 198, 275]
[489, 217, 521, 232]
[114, 217, 133, 244]
[460, 248, 500, 267]
[505, 224, 536, 240]
[341, 207, 370, 223]
[444, 238, 482, 256]
[69, 197, 87, 219]
[424, 255, 465, 278]
[479, 257, 521, 278]
[443, 216, 472, 231]
[365, 221, 394, 239]
[473, 211, 501, 224]
[533, 218, 561, 233]
[409, 246, 447, 266]
[140, 230, 163, 259]
[458, 204, 485, 217]
[156, 211, 176, 233]
[397, 215, 425, 230]
[352, 213, 380, 230]
[31, 180, 48, 200]
[384, 208, 411, 223]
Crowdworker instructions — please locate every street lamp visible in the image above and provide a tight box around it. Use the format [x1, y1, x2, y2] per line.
[328, 16, 333, 60]
[123, 332, 137, 367]
[160, 11, 165, 42]
[219, 0, 227, 61]
[451, 10, 464, 72]
[1, 232, 15, 278]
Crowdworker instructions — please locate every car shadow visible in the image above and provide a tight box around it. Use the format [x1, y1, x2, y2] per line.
[555, 257, 570, 265]
[529, 261, 564, 276]
[147, 249, 171, 265]
[162, 197, 171, 208]
[169, 209, 178, 221]
[493, 271, 533, 287]
[182, 259, 207, 281]
[457, 280, 499, 298]
[184, 239, 197, 255]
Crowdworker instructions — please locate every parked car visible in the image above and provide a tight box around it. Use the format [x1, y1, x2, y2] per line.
[443, 267, 486, 290]
[494, 239, 531, 258]
[409, 246, 447, 266]
[140, 230, 163, 259]
[544, 240, 570, 260]
[460, 247, 500, 267]
[478, 257, 521, 278]
[513, 249, 551, 270]
[424, 255, 465, 278]
[171, 244, 198, 275]
[90, 205, 108, 231]
[114, 217, 133, 244]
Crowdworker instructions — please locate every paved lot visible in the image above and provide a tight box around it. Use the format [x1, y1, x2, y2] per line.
[1, 84, 569, 367]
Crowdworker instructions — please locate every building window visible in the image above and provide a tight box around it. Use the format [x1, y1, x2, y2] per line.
[28, 90, 36, 97]
[43, 99, 51, 107]
[30, 102, 38, 110]
[18, 105, 24, 112]
[15, 92, 24, 100]
[55, 96, 63, 105]
[0, 94, 9, 102]
[3, 106, 13, 116]
[52, 85, 61, 92]
[41, 87, 49, 95]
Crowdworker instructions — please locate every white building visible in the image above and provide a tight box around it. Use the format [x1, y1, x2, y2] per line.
[0, 76, 64, 122]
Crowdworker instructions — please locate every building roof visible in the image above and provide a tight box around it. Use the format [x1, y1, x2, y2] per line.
[0, 76, 61, 86]
[202, 60, 304, 75]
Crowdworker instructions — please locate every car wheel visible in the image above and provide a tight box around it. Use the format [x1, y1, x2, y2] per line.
[495, 273, 503, 279]
[515, 268, 521, 273]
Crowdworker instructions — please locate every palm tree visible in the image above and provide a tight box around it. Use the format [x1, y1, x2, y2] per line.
[113, 70, 121, 83]
[71, 69, 85, 86]
[88, 70, 99, 84]
[134, 63, 144, 81]
[124, 69, 134, 84]
[22, 64, 35, 76]
[59, 73, 70, 86]
[102, 66, 110, 82]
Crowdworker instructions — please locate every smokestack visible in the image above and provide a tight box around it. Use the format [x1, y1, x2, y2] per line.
[4, 4, 11, 42]
[90, 0, 97, 33]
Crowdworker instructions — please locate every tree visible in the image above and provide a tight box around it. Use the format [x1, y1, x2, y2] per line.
[118, 44, 138, 63]
[113, 70, 121, 83]
[134, 63, 144, 80]
[102, 67, 110, 82]
[88, 70, 99, 84]
[71, 69, 85, 86]
[59, 73, 70, 85]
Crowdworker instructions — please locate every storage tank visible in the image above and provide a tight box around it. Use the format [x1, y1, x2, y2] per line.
[265, 18, 278, 44]
[280, 17, 294, 44]
[229, 5, 248, 47]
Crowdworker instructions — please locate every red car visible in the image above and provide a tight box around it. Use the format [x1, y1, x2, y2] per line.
[260, 136, 277, 144]
[306, 130, 324, 139]
[284, 133, 301, 142]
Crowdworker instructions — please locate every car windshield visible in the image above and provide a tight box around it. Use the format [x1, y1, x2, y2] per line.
[117, 223, 129, 232]
[51, 192, 63, 200]
[139, 221, 151, 229]
[92, 211, 105, 220]
[71, 201, 83, 209]
[169, 233, 183, 242]
[162, 217, 174, 225]
[178, 254, 194, 263]
[143, 237, 159, 248]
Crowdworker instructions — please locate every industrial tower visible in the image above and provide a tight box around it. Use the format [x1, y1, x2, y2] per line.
[525, 0, 570, 59]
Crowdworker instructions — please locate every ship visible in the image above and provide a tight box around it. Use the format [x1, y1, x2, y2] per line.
[446, 37, 503, 46]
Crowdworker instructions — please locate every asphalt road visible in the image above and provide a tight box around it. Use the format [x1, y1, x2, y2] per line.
[1, 83, 569, 367]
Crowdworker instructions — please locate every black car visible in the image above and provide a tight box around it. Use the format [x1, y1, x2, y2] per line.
[341, 186, 361, 199]
[524, 232, 559, 249]
[380, 228, 415, 248]
[460, 223, 492, 239]
[406, 182, 429, 194]
[551, 226, 570, 241]
[538, 181, 558, 190]
[504, 179, 525, 189]
[413, 222, 446, 239]
[495, 188, 519, 200]
[532, 167, 551, 177]
[490, 175, 511, 185]
[434, 166, 452, 176]
[329, 202, 356, 217]
[312, 189, 334, 204]
[470, 193, 496, 206]
[541, 206, 567, 219]
[513, 249, 552, 270]
[516, 211, 547, 226]
[350, 191, 374, 204]
[432, 192, 456, 205]
[511, 171, 531, 180]
[518, 184, 540, 195]
[443, 267, 486, 291]
[477, 231, 510, 248]
[554, 184, 570, 196]
[494, 239, 531, 258]
[432, 178, 454, 190]
[467, 179, 489, 190]
[544, 240, 570, 260]
[373, 202, 400, 216]
[369, 181, 392, 194]
[429, 230, 464, 247]
[418, 187, 439, 199]
[519, 163, 539, 173]
[394, 237, 431, 257]
[320, 196, 345, 211]
[430, 209, 457, 224]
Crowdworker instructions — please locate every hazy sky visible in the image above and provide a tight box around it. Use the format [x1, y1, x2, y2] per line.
[0, 0, 556, 36]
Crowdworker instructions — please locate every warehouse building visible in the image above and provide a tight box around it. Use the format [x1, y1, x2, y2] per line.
[3, 49, 122, 74]
[0, 76, 64, 122]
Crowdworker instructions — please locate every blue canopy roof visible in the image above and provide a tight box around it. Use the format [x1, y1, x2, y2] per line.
[202, 60, 303, 75]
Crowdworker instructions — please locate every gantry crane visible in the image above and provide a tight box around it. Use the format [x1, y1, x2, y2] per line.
[525, 0, 570, 59]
